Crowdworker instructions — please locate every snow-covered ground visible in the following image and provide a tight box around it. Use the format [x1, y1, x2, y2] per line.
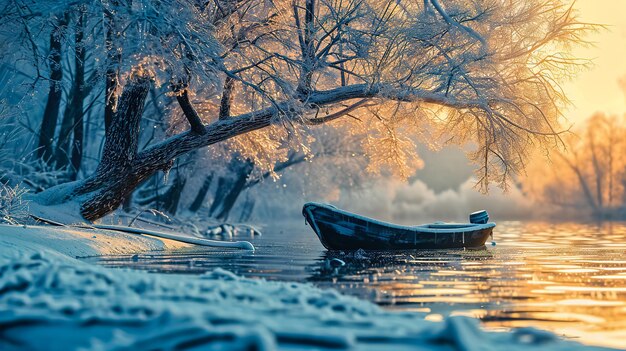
[0, 224, 617, 350]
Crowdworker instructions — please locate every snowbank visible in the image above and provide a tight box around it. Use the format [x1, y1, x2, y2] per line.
[0, 225, 616, 350]
[0, 224, 190, 260]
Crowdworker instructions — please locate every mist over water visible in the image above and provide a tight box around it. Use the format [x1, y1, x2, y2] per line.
[336, 178, 536, 224]
[249, 142, 543, 223]
[90, 220, 626, 349]
[254, 176, 537, 225]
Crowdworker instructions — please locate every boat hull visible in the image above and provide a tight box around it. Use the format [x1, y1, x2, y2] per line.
[303, 202, 495, 250]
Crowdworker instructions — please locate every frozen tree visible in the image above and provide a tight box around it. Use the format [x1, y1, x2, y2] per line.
[525, 113, 626, 219]
[2, 0, 594, 221]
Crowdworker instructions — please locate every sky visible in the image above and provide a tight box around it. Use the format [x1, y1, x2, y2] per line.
[561, 0, 626, 122]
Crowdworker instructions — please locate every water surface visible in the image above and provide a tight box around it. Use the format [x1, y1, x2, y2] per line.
[88, 221, 626, 349]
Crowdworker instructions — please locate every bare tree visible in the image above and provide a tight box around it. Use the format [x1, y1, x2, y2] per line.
[535, 113, 626, 218]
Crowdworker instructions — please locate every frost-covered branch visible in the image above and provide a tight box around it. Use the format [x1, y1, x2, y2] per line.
[427, 0, 487, 48]
[136, 81, 546, 170]
[174, 89, 207, 135]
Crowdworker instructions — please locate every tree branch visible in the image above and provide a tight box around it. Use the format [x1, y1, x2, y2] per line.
[429, 0, 487, 48]
[134, 83, 485, 172]
[305, 98, 370, 125]
[244, 152, 307, 189]
[218, 76, 235, 120]
[175, 89, 207, 134]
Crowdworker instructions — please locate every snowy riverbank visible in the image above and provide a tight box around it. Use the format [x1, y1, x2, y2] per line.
[0, 224, 617, 350]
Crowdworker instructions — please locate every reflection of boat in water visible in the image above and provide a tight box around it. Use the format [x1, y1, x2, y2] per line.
[306, 248, 494, 283]
[303, 202, 495, 250]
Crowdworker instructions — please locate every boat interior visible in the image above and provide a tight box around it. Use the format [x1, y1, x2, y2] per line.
[416, 223, 484, 229]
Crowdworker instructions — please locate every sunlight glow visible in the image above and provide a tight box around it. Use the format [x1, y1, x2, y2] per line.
[562, 0, 626, 122]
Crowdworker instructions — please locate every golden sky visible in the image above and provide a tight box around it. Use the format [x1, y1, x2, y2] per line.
[562, 0, 626, 123]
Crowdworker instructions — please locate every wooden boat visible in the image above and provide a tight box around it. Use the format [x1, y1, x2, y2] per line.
[303, 202, 495, 250]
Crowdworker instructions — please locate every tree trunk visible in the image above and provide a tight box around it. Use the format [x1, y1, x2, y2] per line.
[588, 130, 604, 211]
[37, 14, 69, 164]
[296, 0, 316, 96]
[239, 197, 255, 222]
[244, 151, 307, 189]
[70, 103, 84, 179]
[151, 152, 198, 214]
[175, 89, 206, 134]
[73, 77, 151, 221]
[219, 76, 235, 119]
[104, 1, 121, 134]
[122, 193, 134, 212]
[55, 10, 86, 178]
[162, 172, 187, 215]
[189, 174, 213, 213]
[55, 102, 74, 170]
[561, 154, 599, 215]
[209, 157, 255, 221]
[70, 10, 86, 178]
[209, 176, 229, 217]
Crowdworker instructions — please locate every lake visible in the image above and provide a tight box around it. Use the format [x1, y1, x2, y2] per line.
[87, 220, 626, 349]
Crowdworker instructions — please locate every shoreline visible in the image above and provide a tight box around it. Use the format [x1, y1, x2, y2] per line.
[0, 224, 191, 260]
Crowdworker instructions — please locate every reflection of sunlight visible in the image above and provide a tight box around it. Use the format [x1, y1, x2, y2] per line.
[406, 296, 487, 304]
[598, 243, 626, 248]
[538, 264, 580, 269]
[555, 268, 599, 273]
[518, 312, 607, 325]
[424, 314, 443, 322]
[388, 221, 626, 347]
[592, 275, 626, 280]
[393, 288, 472, 297]
[430, 270, 486, 277]
[525, 280, 557, 285]
[556, 299, 626, 307]
[546, 286, 626, 293]
[96, 221, 626, 349]
[530, 289, 566, 295]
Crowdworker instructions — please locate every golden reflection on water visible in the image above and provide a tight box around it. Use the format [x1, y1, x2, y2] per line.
[92, 221, 626, 349]
[364, 222, 626, 349]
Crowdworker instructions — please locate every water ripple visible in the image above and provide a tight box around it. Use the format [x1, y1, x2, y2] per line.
[87, 221, 626, 348]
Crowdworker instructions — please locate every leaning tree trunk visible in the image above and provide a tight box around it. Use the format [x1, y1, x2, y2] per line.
[71, 77, 152, 221]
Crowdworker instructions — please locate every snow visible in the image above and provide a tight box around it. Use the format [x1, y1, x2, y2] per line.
[27, 195, 88, 225]
[0, 224, 190, 259]
[0, 225, 617, 351]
